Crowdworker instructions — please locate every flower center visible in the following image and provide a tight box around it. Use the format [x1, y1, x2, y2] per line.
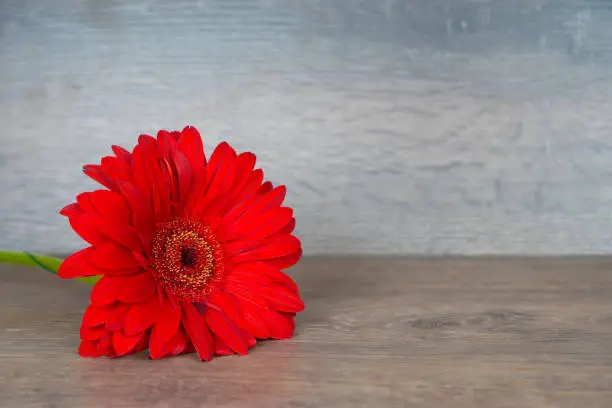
[180, 247, 198, 268]
[151, 219, 224, 302]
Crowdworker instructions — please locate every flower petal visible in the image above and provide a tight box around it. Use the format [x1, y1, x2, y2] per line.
[124, 296, 158, 335]
[182, 302, 214, 361]
[188, 143, 236, 218]
[90, 275, 121, 305]
[231, 295, 270, 339]
[79, 340, 109, 357]
[106, 303, 130, 331]
[178, 126, 205, 172]
[231, 207, 294, 240]
[233, 261, 299, 293]
[278, 217, 296, 235]
[83, 164, 118, 191]
[101, 155, 132, 184]
[117, 272, 156, 303]
[150, 326, 189, 359]
[117, 180, 155, 242]
[87, 190, 131, 223]
[170, 148, 193, 204]
[259, 285, 304, 313]
[59, 202, 80, 217]
[258, 181, 273, 195]
[214, 336, 234, 356]
[68, 213, 108, 246]
[113, 331, 145, 357]
[266, 248, 303, 270]
[205, 308, 249, 355]
[229, 235, 301, 264]
[82, 304, 110, 328]
[89, 243, 141, 271]
[112, 145, 132, 164]
[258, 307, 295, 340]
[58, 247, 99, 279]
[150, 295, 181, 350]
[80, 325, 106, 341]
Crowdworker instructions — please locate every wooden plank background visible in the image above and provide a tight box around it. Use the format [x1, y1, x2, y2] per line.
[2, 257, 612, 407]
[2, 0, 612, 254]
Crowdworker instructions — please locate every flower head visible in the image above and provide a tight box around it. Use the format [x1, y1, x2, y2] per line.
[59, 126, 303, 360]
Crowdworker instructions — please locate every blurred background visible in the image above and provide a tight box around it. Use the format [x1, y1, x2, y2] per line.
[2, 0, 612, 255]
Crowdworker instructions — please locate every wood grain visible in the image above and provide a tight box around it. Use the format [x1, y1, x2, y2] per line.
[1, 256, 611, 407]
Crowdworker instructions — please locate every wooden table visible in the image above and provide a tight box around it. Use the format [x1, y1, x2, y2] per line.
[1, 257, 611, 407]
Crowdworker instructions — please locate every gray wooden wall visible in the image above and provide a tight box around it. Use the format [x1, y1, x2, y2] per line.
[2, 0, 612, 255]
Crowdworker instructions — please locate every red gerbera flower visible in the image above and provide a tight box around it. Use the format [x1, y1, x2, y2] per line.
[58, 126, 304, 361]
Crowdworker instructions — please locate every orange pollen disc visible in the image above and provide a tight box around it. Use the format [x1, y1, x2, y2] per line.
[151, 219, 224, 302]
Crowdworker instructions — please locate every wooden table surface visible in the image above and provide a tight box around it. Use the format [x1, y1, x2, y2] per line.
[1, 257, 611, 407]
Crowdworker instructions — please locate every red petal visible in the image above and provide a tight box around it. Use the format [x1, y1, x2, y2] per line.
[99, 223, 143, 252]
[229, 235, 301, 264]
[124, 296, 158, 335]
[58, 247, 99, 279]
[70, 211, 143, 252]
[68, 213, 108, 246]
[206, 292, 240, 320]
[112, 331, 145, 356]
[133, 332, 150, 353]
[101, 156, 132, 183]
[90, 275, 121, 305]
[131, 144, 152, 199]
[258, 307, 295, 339]
[210, 152, 256, 216]
[231, 207, 294, 240]
[89, 243, 141, 270]
[80, 325, 106, 340]
[255, 185, 286, 213]
[258, 181, 273, 195]
[117, 181, 155, 242]
[189, 144, 236, 218]
[213, 336, 234, 356]
[150, 296, 181, 350]
[234, 261, 299, 293]
[234, 169, 264, 203]
[242, 329, 257, 348]
[87, 190, 131, 223]
[82, 304, 110, 327]
[171, 148, 193, 204]
[106, 303, 130, 331]
[150, 327, 189, 359]
[228, 153, 256, 194]
[259, 285, 304, 313]
[76, 192, 97, 215]
[118, 272, 156, 303]
[278, 217, 296, 235]
[226, 269, 272, 287]
[83, 164, 118, 191]
[79, 340, 108, 357]
[219, 180, 289, 241]
[97, 332, 112, 352]
[280, 311, 296, 334]
[112, 145, 132, 164]
[178, 126, 205, 174]
[59, 202, 80, 217]
[267, 248, 303, 270]
[205, 308, 249, 355]
[232, 296, 270, 338]
[224, 281, 269, 309]
[157, 130, 179, 156]
[182, 302, 214, 361]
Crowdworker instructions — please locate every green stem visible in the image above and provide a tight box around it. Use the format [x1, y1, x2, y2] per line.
[0, 251, 100, 285]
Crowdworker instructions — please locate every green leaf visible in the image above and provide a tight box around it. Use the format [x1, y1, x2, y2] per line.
[0, 251, 101, 285]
